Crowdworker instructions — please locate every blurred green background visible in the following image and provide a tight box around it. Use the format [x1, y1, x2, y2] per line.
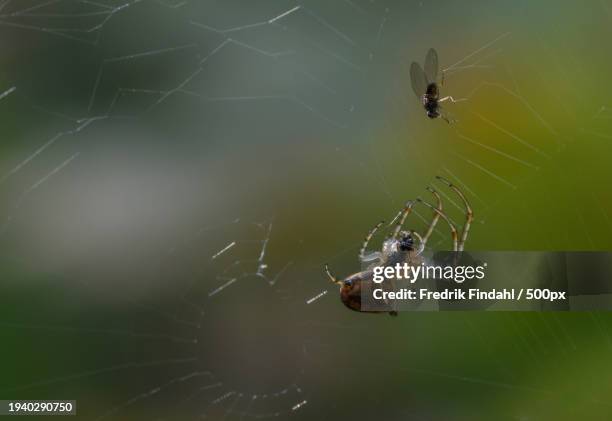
[1, 0, 612, 419]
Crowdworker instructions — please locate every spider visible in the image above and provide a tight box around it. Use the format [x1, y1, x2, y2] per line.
[324, 176, 473, 315]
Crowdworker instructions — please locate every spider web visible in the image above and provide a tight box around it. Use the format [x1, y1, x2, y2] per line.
[1, 0, 612, 420]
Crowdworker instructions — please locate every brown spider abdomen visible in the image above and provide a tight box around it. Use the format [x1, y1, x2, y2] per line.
[340, 280, 397, 316]
[340, 283, 362, 312]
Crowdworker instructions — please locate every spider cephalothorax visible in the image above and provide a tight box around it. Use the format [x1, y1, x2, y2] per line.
[325, 176, 473, 315]
[398, 231, 415, 251]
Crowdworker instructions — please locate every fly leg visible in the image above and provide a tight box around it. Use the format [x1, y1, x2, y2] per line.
[439, 108, 457, 124]
[439, 95, 467, 103]
[440, 113, 454, 124]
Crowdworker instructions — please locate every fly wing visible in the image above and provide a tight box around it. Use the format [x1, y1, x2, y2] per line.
[409, 62, 428, 98]
[424, 48, 439, 84]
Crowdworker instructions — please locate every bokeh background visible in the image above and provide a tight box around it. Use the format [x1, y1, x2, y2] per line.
[1, 0, 612, 419]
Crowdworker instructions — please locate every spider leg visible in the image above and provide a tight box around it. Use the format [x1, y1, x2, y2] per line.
[416, 198, 458, 252]
[392, 201, 415, 238]
[436, 176, 473, 251]
[359, 220, 384, 261]
[410, 230, 425, 255]
[421, 187, 442, 248]
[324, 263, 342, 285]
